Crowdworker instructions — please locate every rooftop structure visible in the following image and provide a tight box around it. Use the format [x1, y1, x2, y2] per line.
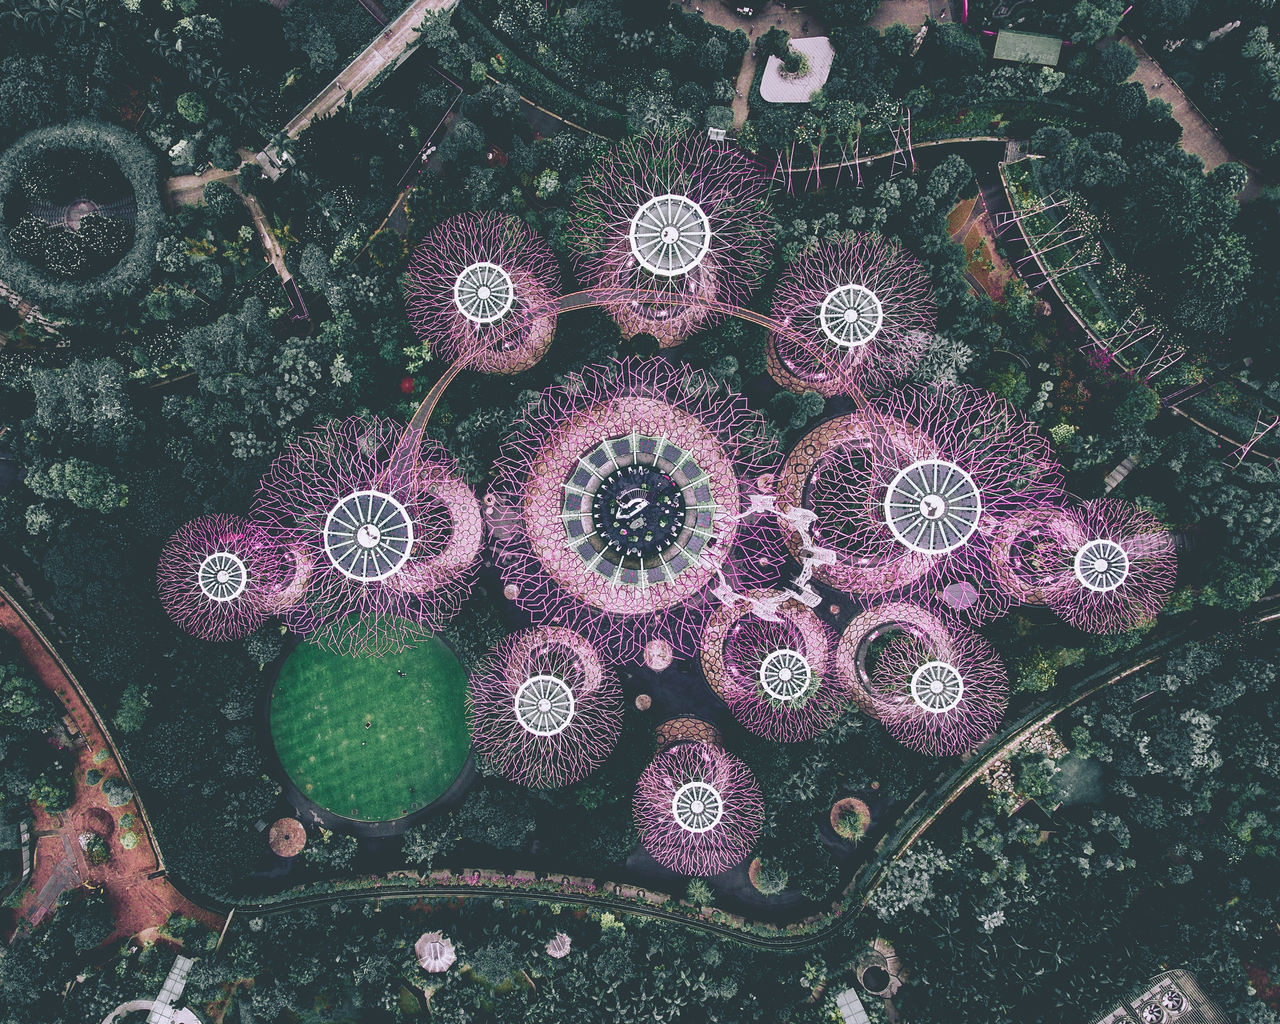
[700, 595, 848, 742]
[546, 932, 572, 958]
[252, 416, 482, 657]
[404, 212, 560, 374]
[467, 627, 623, 788]
[768, 235, 936, 395]
[415, 931, 457, 973]
[864, 626, 1008, 756]
[633, 740, 764, 876]
[759, 37, 836, 104]
[775, 384, 1063, 625]
[567, 133, 772, 346]
[267, 817, 306, 858]
[488, 357, 785, 663]
[1046, 499, 1177, 633]
[1089, 969, 1228, 1024]
[156, 514, 284, 642]
[993, 30, 1063, 67]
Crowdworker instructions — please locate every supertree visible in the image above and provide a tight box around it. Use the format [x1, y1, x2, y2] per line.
[251, 416, 483, 656]
[488, 356, 786, 664]
[700, 594, 847, 742]
[633, 740, 764, 876]
[985, 504, 1083, 604]
[567, 132, 773, 347]
[865, 626, 1009, 757]
[774, 384, 1064, 625]
[834, 601, 956, 714]
[1044, 499, 1177, 633]
[467, 627, 623, 788]
[767, 234, 936, 395]
[156, 514, 284, 641]
[404, 212, 560, 374]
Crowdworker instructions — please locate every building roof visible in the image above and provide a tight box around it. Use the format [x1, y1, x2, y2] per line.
[1089, 970, 1230, 1024]
[835, 987, 872, 1024]
[993, 30, 1063, 67]
[760, 37, 836, 104]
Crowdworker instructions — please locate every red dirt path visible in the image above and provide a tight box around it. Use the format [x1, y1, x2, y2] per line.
[0, 588, 223, 945]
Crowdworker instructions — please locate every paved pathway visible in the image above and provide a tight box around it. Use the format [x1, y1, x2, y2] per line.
[259, 0, 459, 173]
[1115, 35, 1262, 198]
[697, 1, 826, 128]
[0, 585, 224, 946]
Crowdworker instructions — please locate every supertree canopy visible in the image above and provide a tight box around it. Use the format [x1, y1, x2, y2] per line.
[633, 740, 764, 876]
[767, 234, 936, 395]
[156, 514, 284, 641]
[700, 594, 848, 742]
[1044, 499, 1177, 633]
[488, 356, 785, 663]
[252, 416, 483, 657]
[567, 133, 773, 347]
[467, 627, 623, 788]
[775, 383, 1063, 625]
[404, 212, 560, 374]
[865, 626, 1009, 757]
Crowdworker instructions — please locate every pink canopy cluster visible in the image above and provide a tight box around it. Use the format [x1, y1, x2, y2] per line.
[864, 625, 1009, 757]
[488, 356, 786, 664]
[775, 383, 1063, 627]
[567, 132, 772, 346]
[633, 740, 764, 876]
[768, 234, 936, 395]
[404, 212, 560, 374]
[700, 595, 848, 742]
[156, 513, 284, 641]
[987, 498, 1177, 633]
[251, 416, 483, 657]
[467, 627, 623, 788]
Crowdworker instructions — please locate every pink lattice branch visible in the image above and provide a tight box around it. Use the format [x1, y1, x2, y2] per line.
[488, 356, 786, 664]
[467, 627, 623, 788]
[866, 627, 1008, 757]
[156, 514, 285, 642]
[633, 740, 764, 876]
[567, 132, 773, 347]
[774, 384, 1063, 626]
[1045, 499, 1177, 633]
[700, 594, 847, 742]
[251, 416, 482, 657]
[404, 212, 560, 374]
[768, 234, 936, 395]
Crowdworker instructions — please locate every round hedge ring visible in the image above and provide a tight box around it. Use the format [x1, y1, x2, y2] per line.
[0, 120, 163, 314]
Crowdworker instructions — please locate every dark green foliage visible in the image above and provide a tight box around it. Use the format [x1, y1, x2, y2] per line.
[0, 120, 163, 313]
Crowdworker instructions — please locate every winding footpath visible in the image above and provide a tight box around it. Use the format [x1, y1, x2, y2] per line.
[0, 581, 223, 945]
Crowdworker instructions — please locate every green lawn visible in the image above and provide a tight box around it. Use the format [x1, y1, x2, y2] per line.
[269, 635, 470, 822]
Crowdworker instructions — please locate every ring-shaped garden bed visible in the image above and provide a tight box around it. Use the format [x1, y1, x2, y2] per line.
[0, 119, 163, 313]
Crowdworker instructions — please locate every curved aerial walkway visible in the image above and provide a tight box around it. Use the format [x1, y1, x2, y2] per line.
[227, 595, 1280, 950]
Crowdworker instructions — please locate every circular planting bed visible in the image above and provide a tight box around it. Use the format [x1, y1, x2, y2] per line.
[268, 634, 470, 823]
[0, 120, 162, 312]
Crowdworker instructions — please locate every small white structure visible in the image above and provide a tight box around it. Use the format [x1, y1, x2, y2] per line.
[546, 931, 572, 959]
[760, 37, 835, 104]
[415, 931, 457, 973]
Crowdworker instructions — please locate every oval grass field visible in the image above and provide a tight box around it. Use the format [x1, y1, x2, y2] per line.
[269, 636, 470, 822]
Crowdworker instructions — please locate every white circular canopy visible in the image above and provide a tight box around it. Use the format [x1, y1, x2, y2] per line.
[818, 283, 884, 348]
[671, 779, 725, 833]
[323, 489, 414, 581]
[628, 194, 712, 277]
[513, 673, 576, 736]
[1073, 538, 1130, 592]
[758, 648, 815, 702]
[198, 551, 248, 602]
[909, 661, 965, 713]
[453, 261, 516, 324]
[884, 459, 982, 554]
